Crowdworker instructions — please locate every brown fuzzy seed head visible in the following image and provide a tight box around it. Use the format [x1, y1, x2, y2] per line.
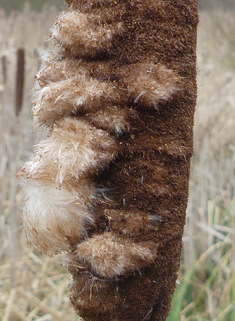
[123, 63, 183, 108]
[33, 75, 120, 126]
[65, 232, 157, 278]
[50, 10, 124, 57]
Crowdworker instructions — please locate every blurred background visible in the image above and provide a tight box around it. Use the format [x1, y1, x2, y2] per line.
[0, 1, 234, 320]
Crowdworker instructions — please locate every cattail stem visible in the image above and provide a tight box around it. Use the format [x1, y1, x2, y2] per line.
[15, 48, 25, 116]
[2, 55, 7, 85]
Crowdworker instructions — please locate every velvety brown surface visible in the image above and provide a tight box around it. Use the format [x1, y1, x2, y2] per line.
[61, 0, 199, 320]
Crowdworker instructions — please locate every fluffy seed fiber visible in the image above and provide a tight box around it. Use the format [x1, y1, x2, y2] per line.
[50, 10, 123, 57]
[84, 106, 134, 135]
[66, 232, 157, 278]
[33, 75, 119, 126]
[22, 118, 118, 183]
[36, 54, 84, 88]
[20, 178, 95, 254]
[123, 63, 183, 108]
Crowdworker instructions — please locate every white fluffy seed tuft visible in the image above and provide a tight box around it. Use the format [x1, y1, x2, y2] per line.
[20, 178, 96, 254]
[22, 118, 118, 184]
[33, 75, 119, 126]
[50, 10, 123, 57]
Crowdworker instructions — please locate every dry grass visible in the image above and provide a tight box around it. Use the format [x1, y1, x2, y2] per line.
[0, 5, 234, 320]
[172, 8, 235, 321]
[184, 9, 235, 266]
[0, 4, 79, 320]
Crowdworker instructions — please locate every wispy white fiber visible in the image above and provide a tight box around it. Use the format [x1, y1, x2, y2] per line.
[22, 118, 117, 184]
[36, 54, 84, 88]
[20, 178, 95, 254]
[50, 10, 123, 57]
[33, 75, 119, 125]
